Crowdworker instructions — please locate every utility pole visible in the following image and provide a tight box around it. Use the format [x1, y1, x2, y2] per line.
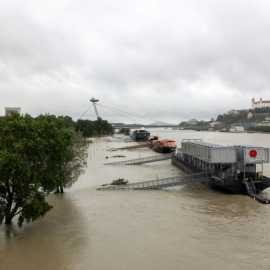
[90, 98, 100, 120]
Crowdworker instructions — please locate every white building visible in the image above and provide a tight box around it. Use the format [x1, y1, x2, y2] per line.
[247, 112, 254, 119]
[5, 107, 21, 116]
[252, 98, 270, 109]
[229, 126, 245, 133]
[257, 117, 270, 127]
[257, 121, 270, 127]
[209, 121, 221, 128]
[227, 110, 239, 115]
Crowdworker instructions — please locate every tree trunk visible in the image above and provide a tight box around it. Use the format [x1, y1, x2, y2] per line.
[55, 185, 64, 194]
[5, 198, 13, 225]
[5, 213, 13, 225]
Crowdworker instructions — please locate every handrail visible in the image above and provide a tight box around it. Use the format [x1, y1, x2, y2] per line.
[104, 154, 172, 166]
[97, 173, 207, 191]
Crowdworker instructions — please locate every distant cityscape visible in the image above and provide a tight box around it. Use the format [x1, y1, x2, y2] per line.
[3, 98, 270, 133]
[180, 98, 270, 133]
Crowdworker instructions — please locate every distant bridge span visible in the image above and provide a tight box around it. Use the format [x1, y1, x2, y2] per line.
[112, 124, 179, 129]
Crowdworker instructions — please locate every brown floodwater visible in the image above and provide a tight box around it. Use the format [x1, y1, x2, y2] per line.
[1, 129, 270, 270]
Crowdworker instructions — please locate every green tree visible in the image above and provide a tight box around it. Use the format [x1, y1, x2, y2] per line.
[35, 115, 89, 193]
[76, 119, 95, 137]
[94, 118, 114, 136]
[0, 114, 88, 226]
[76, 118, 114, 137]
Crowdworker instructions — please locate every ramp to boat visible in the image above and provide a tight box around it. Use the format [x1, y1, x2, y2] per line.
[108, 143, 149, 151]
[104, 153, 172, 166]
[244, 181, 270, 204]
[97, 173, 207, 190]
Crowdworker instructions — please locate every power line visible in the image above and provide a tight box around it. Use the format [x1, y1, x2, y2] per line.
[79, 100, 169, 124]
[98, 103, 141, 123]
[78, 105, 95, 119]
[98, 103, 156, 123]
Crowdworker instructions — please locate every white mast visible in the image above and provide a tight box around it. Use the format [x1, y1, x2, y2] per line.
[90, 98, 100, 120]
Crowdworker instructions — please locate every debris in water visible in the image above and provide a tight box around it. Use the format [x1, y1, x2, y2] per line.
[101, 178, 129, 187]
[111, 178, 128, 185]
[101, 178, 128, 186]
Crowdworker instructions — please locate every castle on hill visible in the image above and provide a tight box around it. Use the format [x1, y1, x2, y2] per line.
[252, 98, 270, 109]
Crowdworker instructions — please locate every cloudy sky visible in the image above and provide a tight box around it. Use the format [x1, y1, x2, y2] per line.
[1, 0, 270, 123]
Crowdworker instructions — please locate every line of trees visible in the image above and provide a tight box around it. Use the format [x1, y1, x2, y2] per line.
[75, 118, 114, 137]
[179, 121, 210, 131]
[0, 114, 101, 226]
[248, 126, 270, 133]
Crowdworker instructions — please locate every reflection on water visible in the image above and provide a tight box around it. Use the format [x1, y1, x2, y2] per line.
[1, 130, 270, 270]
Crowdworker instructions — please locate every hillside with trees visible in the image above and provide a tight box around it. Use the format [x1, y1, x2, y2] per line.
[179, 108, 270, 132]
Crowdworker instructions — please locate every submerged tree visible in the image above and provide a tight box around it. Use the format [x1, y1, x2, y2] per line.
[0, 114, 89, 226]
[35, 115, 89, 194]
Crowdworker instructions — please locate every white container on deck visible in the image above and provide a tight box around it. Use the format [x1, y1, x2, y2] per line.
[242, 146, 270, 164]
[181, 140, 237, 164]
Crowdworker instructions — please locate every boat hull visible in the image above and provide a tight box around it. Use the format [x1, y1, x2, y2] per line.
[153, 146, 176, 153]
[172, 157, 270, 194]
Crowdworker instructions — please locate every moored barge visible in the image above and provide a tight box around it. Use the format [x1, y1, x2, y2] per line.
[172, 139, 270, 202]
[130, 129, 150, 141]
[152, 139, 177, 153]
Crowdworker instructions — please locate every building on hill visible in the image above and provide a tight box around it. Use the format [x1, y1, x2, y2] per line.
[247, 111, 254, 119]
[229, 124, 245, 133]
[252, 98, 270, 109]
[256, 117, 270, 127]
[5, 107, 21, 116]
[227, 110, 239, 115]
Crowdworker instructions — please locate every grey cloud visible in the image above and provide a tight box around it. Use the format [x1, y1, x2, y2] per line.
[1, 0, 270, 122]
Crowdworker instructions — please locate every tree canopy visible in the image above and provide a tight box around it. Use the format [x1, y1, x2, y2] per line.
[0, 114, 89, 226]
[75, 118, 114, 137]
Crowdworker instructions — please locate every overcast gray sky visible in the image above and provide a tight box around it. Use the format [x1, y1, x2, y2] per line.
[1, 0, 270, 123]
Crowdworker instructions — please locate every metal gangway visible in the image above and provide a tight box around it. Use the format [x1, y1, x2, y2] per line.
[104, 153, 173, 166]
[97, 173, 208, 191]
[244, 181, 270, 204]
[108, 143, 149, 151]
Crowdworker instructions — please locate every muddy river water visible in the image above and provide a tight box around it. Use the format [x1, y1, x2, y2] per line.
[1, 129, 270, 270]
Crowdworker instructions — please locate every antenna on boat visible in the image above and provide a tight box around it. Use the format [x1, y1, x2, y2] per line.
[90, 98, 100, 120]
